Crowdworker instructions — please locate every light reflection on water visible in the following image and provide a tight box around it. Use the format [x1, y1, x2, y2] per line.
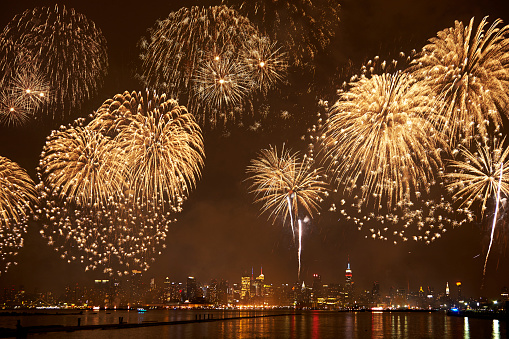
[493, 319, 500, 339]
[0, 310, 506, 338]
[464, 317, 470, 339]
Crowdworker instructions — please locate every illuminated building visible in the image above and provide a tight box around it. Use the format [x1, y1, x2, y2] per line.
[456, 281, 462, 301]
[345, 261, 354, 306]
[241, 272, 251, 301]
[312, 274, 323, 305]
[186, 276, 198, 302]
[372, 281, 380, 304]
[446, 282, 450, 296]
[207, 279, 218, 305]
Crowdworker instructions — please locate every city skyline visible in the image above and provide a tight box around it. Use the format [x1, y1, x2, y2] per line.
[4, 261, 506, 310]
[1, 0, 509, 301]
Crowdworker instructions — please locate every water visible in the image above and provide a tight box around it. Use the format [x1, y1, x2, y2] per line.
[0, 309, 506, 338]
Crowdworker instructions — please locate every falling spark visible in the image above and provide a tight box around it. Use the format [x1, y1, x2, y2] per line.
[298, 219, 302, 280]
[483, 161, 504, 279]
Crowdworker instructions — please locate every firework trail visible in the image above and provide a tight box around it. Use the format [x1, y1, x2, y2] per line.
[298, 219, 302, 280]
[409, 17, 509, 144]
[0, 5, 108, 119]
[246, 145, 327, 280]
[0, 156, 38, 275]
[483, 162, 504, 280]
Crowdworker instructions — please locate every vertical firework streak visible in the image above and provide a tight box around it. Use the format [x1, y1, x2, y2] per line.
[286, 195, 296, 240]
[483, 162, 504, 279]
[298, 219, 302, 280]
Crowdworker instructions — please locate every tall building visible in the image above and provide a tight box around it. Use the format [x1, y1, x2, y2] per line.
[372, 281, 380, 304]
[312, 274, 323, 304]
[446, 282, 450, 296]
[186, 276, 198, 302]
[241, 272, 251, 302]
[456, 282, 462, 301]
[345, 261, 354, 305]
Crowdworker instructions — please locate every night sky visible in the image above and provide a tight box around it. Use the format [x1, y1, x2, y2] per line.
[1, 0, 509, 299]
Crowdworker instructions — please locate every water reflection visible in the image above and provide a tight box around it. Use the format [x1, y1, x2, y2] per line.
[371, 311, 383, 337]
[1, 310, 506, 339]
[493, 319, 500, 339]
[464, 317, 470, 339]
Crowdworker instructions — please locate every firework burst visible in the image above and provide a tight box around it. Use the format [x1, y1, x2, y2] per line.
[91, 90, 205, 205]
[139, 5, 286, 127]
[0, 156, 38, 275]
[191, 53, 254, 118]
[38, 126, 127, 208]
[139, 5, 259, 94]
[0, 91, 30, 126]
[445, 137, 509, 217]
[409, 17, 509, 144]
[37, 91, 204, 275]
[320, 71, 445, 209]
[246, 145, 327, 279]
[241, 36, 288, 94]
[0, 5, 108, 119]
[8, 62, 51, 111]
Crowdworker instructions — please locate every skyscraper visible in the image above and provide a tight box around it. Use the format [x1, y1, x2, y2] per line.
[241, 272, 251, 302]
[345, 261, 354, 305]
[456, 281, 462, 301]
[186, 276, 197, 302]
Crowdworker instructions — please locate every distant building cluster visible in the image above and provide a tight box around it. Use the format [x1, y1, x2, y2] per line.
[2, 263, 508, 310]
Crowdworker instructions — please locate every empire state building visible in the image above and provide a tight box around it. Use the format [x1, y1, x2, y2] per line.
[345, 261, 354, 305]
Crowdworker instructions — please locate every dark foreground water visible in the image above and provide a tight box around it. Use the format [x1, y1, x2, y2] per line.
[0, 309, 506, 338]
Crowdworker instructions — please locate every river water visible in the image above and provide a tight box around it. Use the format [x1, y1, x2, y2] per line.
[0, 309, 506, 338]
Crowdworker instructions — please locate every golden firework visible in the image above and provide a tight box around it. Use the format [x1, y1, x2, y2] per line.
[246, 145, 327, 225]
[321, 71, 444, 209]
[0, 156, 38, 275]
[409, 17, 509, 144]
[0, 5, 108, 119]
[38, 126, 127, 208]
[445, 137, 509, 216]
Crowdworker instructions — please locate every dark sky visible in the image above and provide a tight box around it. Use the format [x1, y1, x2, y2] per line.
[1, 0, 509, 299]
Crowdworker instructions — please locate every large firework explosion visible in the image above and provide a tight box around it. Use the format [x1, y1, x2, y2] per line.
[320, 70, 445, 210]
[246, 145, 327, 279]
[0, 156, 38, 275]
[409, 16, 509, 145]
[224, 0, 340, 66]
[0, 5, 108, 120]
[36, 91, 205, 275]
[138, 5, 287, 127]
[95, 91, 205, 206]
